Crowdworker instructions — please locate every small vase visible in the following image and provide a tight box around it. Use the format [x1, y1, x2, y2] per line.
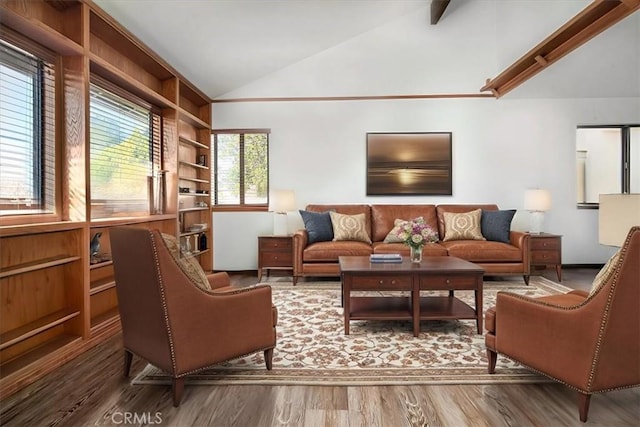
[410, 246, 423, 263]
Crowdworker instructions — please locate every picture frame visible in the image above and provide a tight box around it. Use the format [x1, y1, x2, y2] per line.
[366, 132, 452, 196]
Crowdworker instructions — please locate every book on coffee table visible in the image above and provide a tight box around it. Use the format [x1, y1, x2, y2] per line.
[370, 254, 402, 263]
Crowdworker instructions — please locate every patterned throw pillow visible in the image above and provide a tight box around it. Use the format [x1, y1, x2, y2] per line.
[160, 233, 211, 291]
[589, 249, 621, 297]
[442, 209, 485, 242]
[383, 217, 426, 243]
[330, 211, 372, 243]
[299, 210, 334, 244]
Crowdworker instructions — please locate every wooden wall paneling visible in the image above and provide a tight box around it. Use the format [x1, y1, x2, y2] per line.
[61, 55, 88, 223]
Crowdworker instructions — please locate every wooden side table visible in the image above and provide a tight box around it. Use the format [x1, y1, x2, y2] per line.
[258, 235, 293, 282]
[529, 233, 562, 282]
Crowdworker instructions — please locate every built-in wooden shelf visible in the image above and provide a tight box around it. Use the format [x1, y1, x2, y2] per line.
[179, 109, 209, 129]
[178, 176, 208, 184]
[0, 334, 80, 379]
[178, 192, 209, 198]
[90, 308, 120, 332]
[180, 230, 209, 238]
[183, 248, 210, 258]
[89, 260, 113, 270]
[0, 309, 80, 351]
[179, 160, 209, 170]
[179, 136, 208, 150]
[0, 256, 81, 279]
[178, 207, 209, 213]
[90, 278, 116, 296]
[90, 214, 176, 228]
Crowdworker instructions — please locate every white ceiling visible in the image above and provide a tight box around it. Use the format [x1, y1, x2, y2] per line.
[93, 0, 639, 100]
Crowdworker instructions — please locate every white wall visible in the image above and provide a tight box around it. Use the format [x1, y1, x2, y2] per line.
[210, 1, 639, 270]
[212, 97, 638, 269]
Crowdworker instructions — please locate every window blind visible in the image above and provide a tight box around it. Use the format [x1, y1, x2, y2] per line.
[0, 40, 56, 215]
[89, 83, 161, 218]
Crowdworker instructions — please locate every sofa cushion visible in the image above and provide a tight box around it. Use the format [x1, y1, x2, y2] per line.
[299, 210, 334, 244]
[589, 249, 621, 297]
[442, 209, 485, 242]
[481, 209, 516, 243]
[373, 242, 448, 256]
[303, 241, 372, 262]
[371, 204, 438, 242]
[161, 233, 211, 291]
[330, 211, 372, 243]
[306, 204, 372, 238]
[441, 240, 521, 262]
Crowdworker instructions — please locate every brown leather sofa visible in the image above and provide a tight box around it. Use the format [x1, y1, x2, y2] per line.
[484, 226, 639, 422]
[293, 204, 530, 284]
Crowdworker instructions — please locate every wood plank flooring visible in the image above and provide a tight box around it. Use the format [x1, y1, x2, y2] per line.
[1, 268, 638, 426]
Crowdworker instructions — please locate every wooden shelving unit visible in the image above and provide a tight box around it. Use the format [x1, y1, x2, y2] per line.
[0, 0, 212, 397]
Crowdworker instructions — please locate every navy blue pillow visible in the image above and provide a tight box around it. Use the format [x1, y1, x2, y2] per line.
[299, 210, 334, 244]
[481, 209, 516, 243]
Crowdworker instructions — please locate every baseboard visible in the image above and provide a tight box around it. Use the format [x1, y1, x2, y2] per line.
[562, 264, 604, 269]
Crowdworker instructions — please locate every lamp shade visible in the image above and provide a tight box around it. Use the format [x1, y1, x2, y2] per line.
[524, 189, 552, 212]
[268, 189, 296, 213]
[599, 194, 640, 247]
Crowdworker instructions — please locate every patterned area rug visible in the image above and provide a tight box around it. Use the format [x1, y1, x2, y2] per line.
[133, 277, 568, 386]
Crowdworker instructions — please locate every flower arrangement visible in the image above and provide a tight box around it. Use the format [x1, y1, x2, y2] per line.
[396, 218, 439, 249]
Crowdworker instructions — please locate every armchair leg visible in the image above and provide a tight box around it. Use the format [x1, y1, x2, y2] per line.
[172, 377, 185, 407]
[264, 348, 274, 370]
[578, 392, 591, 423]
[487, 349, 497, 374]
[123, 350, 133, 377]
[523, 275, 530, 285]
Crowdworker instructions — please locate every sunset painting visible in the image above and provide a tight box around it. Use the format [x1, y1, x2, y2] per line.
[366, 132, 452, 195]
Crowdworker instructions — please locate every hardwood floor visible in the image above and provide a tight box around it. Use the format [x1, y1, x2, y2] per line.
[1, 268, 638, 426]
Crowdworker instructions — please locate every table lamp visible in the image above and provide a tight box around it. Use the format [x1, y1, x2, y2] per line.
[269, 189, 296, 236]
[599, 194, 640, 247]
[525, 188, 551, 234]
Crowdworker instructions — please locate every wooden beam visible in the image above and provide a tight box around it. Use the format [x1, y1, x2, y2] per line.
[481, 0, 640, 97]
[431, 0, 451, 25]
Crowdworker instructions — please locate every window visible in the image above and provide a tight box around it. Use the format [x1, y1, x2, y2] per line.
[89, 81, 161, 218]
[0, 39, 55, 216]
[576, 125, 640, 207]
[212, 130, 269, 208]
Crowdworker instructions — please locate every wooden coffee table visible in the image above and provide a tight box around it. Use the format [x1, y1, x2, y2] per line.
[339, 256, 484, 337]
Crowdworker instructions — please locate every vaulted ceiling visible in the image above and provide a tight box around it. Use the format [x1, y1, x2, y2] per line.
[93, 0, 639, 100]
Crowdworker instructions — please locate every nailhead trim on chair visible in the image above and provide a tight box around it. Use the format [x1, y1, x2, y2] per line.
[149, 231, 179, 376]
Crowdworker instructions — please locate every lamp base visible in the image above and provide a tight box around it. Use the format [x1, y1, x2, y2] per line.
[272, 212, 289, 236]
[529, 211, 545, 234]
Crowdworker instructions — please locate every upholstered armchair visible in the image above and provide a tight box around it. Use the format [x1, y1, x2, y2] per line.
[110, 227, 277, 406]
[485, 226, 639, 422]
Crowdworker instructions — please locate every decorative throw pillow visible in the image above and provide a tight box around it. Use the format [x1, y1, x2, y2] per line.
[161, 233, 211, 291]
[481, 209, 516, 243]
[589, 249, 621, 297]
[442, 209, 485, 242]
[330, 211, 372, 243]
[299, 210, 334, 244]
[383, 217, 427, 243]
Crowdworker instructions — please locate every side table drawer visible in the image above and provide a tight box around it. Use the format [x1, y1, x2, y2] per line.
[420, 275, 478, 290]
[260, 237, 292, 251]
[261, 251, 292, 267]
[531, 251, 560, 264]
[531, 238, 560, 251]
[349, 275, 412, 290]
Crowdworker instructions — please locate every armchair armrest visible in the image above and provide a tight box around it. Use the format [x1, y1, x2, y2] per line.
[166, 284, 277, 375]
[494, 291, 600, 390]
[206, 272, 231, 290]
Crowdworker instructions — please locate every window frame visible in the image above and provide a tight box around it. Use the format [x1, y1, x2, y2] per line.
[576, 124, 640, 209]
[211, 129, 270, 212]
[0, 32, 59, 225]
[88, 75, 163, 219]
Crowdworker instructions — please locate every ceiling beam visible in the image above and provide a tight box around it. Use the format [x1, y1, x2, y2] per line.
[431, 0, 451, 25]
[481, 0, 640, 97]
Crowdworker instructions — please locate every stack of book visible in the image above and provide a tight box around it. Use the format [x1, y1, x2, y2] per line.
[370, 253, 402, 263]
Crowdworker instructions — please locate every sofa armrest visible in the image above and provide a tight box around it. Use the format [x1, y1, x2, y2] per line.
[293, 229, 308, 275]
[509, 231, 530, 271]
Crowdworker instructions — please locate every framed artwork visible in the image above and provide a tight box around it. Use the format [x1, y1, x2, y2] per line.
[366, 132, 452, 195]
